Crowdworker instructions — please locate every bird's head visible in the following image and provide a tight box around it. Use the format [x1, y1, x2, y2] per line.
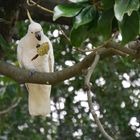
[27, 22, 43, 41]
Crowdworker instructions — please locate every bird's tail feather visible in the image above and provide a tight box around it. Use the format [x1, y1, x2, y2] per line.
[26, 84, 51, 116]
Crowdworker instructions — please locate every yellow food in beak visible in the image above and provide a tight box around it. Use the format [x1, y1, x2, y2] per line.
[37, 42, 49, 56]
[31, 42, 49, 61]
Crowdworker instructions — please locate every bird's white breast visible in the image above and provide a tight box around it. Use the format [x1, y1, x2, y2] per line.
[18, 36, 50, 72]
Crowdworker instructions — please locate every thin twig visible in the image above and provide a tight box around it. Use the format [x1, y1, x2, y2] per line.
[26, 9, 33, 23]
[27, 0, 54, 14]
[76, 38, 112, 54]
[58, 26, 71, 43]
[0, 98, 21, 115]
[104, 42, 136, 56]
[84, 53, 114, 140]
[109, 48, 127, 56]
[87, 90, 114, 140]
[85, 52, 100, 86]
[74, 43, 106, 54]
[27, 0, 35, 6]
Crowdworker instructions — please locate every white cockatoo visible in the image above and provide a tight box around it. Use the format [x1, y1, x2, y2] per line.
[17, 11, 54, 116]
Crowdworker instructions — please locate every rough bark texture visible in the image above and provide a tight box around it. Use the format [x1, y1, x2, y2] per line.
[0, 41, 139, 85]
[0, 0, 140, 85]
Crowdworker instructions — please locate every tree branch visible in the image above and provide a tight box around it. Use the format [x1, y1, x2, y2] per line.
[0, 98, 21, 115]
[27, 0, 54, 14]
[85, 52, 100, 86]
[20, 0, 73, 26]
[84, 53, 114, 140]
[87, 90, 114, 140]
[0, 41, 139, 85]
[0, 0, 72, 43]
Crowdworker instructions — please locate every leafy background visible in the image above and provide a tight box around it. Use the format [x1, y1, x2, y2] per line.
[0, 0, 140, 140]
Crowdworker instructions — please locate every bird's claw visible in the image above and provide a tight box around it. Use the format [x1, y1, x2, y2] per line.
[29, 70, 36, 77]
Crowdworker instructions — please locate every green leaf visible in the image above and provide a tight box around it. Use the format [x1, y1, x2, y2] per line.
[70, 24, 89, 47]
[73, 5, 96, 29]
[53, 4, 83, 21]
[98, 9, 114, 40]
[114, 0, 140, 21]
[138, 11, 140, 34]
[101, 0, 115, 9]
[119, 12, 139, 45]
[0, 34, 10, 49]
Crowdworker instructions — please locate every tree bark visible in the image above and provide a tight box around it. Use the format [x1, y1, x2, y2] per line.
[0, 0, 72, 42]
[0, 0, 72, 60]
[0, 41, 139, 85]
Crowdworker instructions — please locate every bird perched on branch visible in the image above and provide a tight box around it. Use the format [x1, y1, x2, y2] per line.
[17, 10, 54, 116]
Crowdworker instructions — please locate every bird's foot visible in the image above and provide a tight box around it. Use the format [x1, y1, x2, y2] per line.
[29, 70, 36, 77]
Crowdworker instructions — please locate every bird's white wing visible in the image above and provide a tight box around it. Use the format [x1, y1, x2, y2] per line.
[17, 39, 26, 68]
[39, 35, 54, 72]
[47, 37, 54, 72]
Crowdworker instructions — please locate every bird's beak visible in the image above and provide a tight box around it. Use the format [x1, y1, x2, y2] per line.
[35, 31, 41, 41]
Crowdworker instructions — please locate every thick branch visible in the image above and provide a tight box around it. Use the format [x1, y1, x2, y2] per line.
[0, 41, 139, 85]
[20, 0, 72, 26]
[0, 0, 72, 43]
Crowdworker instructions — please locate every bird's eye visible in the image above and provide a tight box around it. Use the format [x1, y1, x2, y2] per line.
[31, 32, 33, 34]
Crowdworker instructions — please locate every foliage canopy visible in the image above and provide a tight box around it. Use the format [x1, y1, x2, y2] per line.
[0, 0, 140, 140]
